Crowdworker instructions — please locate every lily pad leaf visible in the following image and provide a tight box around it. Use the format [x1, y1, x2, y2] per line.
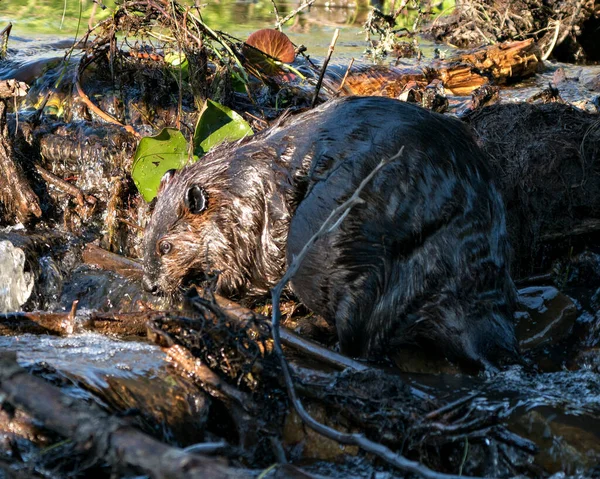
[193, 99, 253, 156]
[243, 29, 296, 76]
[245, 29, 295, 63]
[131, 128, 191, 202]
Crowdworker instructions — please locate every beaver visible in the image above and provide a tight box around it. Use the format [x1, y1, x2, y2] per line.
[143, 96, 519, 370]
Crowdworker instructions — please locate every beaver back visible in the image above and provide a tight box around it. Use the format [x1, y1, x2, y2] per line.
[285, 97, 518, 368]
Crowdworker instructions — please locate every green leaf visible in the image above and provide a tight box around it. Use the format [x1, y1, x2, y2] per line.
[164, 52, 189, 81]
[131, 128, 191, 202]
[193, 99, 253, 156]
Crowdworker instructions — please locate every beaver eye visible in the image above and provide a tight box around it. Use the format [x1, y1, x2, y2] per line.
[185, 185, 208, 214]
[158, 241, 172, 256]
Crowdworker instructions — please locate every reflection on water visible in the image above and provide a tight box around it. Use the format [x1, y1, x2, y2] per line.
[0, 0, 377, 57]
[0, 333, 166, 389]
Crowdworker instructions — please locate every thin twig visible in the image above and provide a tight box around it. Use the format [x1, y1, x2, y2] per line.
[312, 29, 339, 107]
[276, 0, 316, 30]
[269, 147, 480, 478]
[74, 74, 139, 137]
[425, 392, 480, 420]
[269, 0, 282, 31]
[541, 19, 561, 61]
[244, 111, 269, 128]
[183, 440, 229, 455]
[337, 57, 355, 93]
[35, 164, 97, 206]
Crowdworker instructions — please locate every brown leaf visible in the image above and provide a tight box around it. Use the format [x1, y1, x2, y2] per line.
[245, 29, 295, 63]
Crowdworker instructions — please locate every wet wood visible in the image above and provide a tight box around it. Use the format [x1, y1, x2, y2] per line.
[149, 320, 283, 453]
[0, 352, 239, 479]
[35, 164, 97, 206]
[213, 294, 369, 372]
[0, 403, 56, 449]
[83, 243, 144, 280]
[153, 339, 255, 411]
[447, 39, 542, 86]
[0, 99, 41, 224]
[0, 79, 28, 98]
[0, 310, 155, 336]
[338, 40, 542, 97]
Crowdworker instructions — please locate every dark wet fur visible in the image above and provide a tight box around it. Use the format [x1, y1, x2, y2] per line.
[144, 96, 519, 369]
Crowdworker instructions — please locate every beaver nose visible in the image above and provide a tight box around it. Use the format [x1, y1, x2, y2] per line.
[142, 276, 159, 294]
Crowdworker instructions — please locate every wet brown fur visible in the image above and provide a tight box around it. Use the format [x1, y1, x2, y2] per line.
[144, 96, 519, 369]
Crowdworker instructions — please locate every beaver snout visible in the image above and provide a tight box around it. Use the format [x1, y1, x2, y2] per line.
[142, 275, 160, 295]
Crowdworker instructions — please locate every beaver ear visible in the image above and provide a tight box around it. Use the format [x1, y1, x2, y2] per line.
[185, 185, 208, 214]
[158, 169, 177, 194]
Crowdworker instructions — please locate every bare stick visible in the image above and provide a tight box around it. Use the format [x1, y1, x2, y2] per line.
[82, 243, 144, 279]
[74, 73, 139, 138]
[337, 57, 355, 93]
[541, 19, 561, 61]
[162, 344, 255, 412]
[276, 0, 316, 30]
[312, 29, 340, 108]
[212, 294, 371, 373]
[35, 164, 97, 206]
[268, 147, 479, 478]
[269, 0, 282, 31]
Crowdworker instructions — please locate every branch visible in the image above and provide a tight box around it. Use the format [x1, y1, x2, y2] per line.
[275, 0, 316, 30]
[0, 352, 239, 479]
[311, 29, 339, 107]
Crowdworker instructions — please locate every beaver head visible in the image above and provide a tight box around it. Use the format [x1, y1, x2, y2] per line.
[142, 140, 297, 299]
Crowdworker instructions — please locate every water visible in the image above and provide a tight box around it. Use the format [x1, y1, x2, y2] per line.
[0, 332, 166, 389]
[0, 240, 33, 312]
[0, 0, 367, 58]
[0, 0, 446, 61]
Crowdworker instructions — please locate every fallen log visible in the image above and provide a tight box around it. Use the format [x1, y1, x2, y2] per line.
[446, 39, 542, 85]
[0, 310, 158, 337]
[0, 352, 241, 479]
[334, 39, 542, 97]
